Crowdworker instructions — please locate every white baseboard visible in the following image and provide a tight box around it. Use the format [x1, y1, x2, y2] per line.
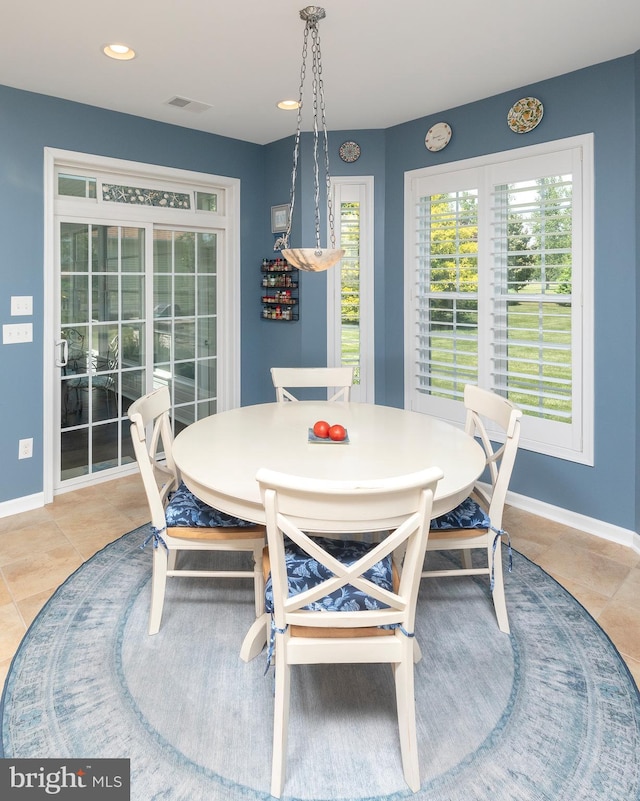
[0, 492, 45, 520]
[500, 486, 640, 556]
[0, 466, 139, 519]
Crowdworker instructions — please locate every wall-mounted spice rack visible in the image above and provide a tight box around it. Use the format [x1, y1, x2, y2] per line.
[260, 258, 299, 321]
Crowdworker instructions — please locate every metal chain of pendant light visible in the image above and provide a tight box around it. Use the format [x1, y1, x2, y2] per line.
[275, 6, 344, 272]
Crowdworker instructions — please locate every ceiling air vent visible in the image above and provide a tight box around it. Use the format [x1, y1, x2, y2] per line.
[165, 96, 212, 114]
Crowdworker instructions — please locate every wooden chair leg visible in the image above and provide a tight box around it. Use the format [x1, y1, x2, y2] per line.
[240, 613, 269, 662]
[148, 547, 169, 635]
[271, 632, 291, 799]
[491, 539, 510, 634]
[252, 544, 265, 617]
[413, 637, 422, 664]
[394, 637, 420, 792]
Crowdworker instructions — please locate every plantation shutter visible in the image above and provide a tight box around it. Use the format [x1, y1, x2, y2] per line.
[486, 146, 583, 455]
[490, 174, 573, 423]
[409, 167, 480, 421]
[405, 137, 593, 464]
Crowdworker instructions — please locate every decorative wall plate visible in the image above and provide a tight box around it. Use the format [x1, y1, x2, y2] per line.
[507, 97, 544, 133]
[425, 122, 452, 152]
[339, 141, 361, 163]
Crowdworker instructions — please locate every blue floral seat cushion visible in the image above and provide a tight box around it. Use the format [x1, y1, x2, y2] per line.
[430, 496, 491, 531]
[264, 536, 393, 614]
[165, 482, 257, 528]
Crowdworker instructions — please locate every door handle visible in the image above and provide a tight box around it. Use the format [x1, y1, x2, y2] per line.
[55, 338, 68, 368]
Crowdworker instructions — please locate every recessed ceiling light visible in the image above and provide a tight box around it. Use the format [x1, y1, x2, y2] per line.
[103, 43, 136, 61]
[277, 100, 300, 110]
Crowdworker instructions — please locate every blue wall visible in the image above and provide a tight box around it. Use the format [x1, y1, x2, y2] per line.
[0, 84, 264, 503]
[381, 56, 638, 529]
[248, 129, 387, 403]
[635, 52, 640, 539]
[1, 51, 639, 533]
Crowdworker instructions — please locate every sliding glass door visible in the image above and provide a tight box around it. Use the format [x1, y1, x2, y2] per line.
[47, 150, 240, 497]
[56, 221, 221, 486]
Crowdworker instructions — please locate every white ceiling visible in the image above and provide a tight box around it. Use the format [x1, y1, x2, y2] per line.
[3, 0, 640, 145]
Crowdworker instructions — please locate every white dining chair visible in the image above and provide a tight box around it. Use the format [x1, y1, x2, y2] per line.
[128, 386, 266, 635]
[270, 366, 354, 402]
[422, 384, 522, 633]
[257, 465, 442, 798]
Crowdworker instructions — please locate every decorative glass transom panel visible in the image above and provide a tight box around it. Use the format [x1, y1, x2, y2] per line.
[102, 184, 191, 209]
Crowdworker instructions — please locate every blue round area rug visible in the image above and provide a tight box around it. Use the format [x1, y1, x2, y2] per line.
[1, 526, 639, 801]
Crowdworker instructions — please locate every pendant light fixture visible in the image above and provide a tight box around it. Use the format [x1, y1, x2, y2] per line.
[274, 6, 344, 272]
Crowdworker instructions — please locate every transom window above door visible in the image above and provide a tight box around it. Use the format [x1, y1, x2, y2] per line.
[56, 169, 225, 216]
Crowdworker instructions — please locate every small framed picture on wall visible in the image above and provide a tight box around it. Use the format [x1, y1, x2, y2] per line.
[271, 204, 290, 233]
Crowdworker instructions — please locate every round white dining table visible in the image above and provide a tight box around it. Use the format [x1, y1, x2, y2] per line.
[172, 401, 485, 523]
[173, 400, 486, 661]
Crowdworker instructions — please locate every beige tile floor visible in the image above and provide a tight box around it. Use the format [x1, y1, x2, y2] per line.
[0, 475, 638, 695]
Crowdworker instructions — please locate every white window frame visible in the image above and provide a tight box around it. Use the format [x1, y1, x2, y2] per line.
[327, 176, 375, 403]
[404, 135, 594, 465]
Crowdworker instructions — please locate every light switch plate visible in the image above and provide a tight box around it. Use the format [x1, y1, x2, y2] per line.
[3, 323, 33, 343]
[18, 438, 33, 459]
[11, 296, 33, 316]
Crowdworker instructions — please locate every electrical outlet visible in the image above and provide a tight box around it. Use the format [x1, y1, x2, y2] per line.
[3, 323, 33, 344]
[11, 295, 33, 316]
[18, 438, 33, 459]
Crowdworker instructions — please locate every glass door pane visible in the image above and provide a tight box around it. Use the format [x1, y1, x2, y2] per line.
[59, 223, 145, 482]
[338, 200, 362, 384]
[153, 230, 218, 434]
[328, 179, 374, 403]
